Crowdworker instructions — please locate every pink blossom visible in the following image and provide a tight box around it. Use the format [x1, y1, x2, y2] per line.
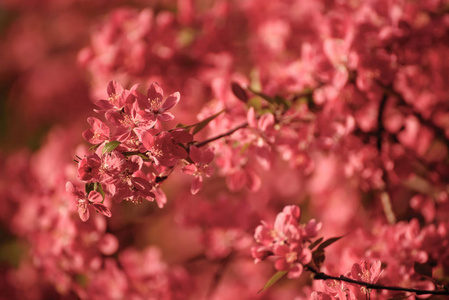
[105, 99, 155, 143]
[77, 153, 101, 181]
[273, 243, 312, 278]
[350, 260, 383, 294]
[321, 279, 357, 300]
[137, 82, 180, 122]
[182, 146, 215, 194]
[66, 181, 111, 222]
[5, 1, 449, 299]
[311, 291, 333, 300]
[108, 156, 155, 203]
[141, 130, 190, 167]
[94, 80, 137, 111]
[252, 205, 319, 279]
[82, 117, 110, 145]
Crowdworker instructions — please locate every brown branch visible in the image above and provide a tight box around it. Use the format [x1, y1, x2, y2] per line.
[307, 267, 449, 296]
[376, 94, 388, 152]
[207, 252, 234, 298]
[194, 122, 249, 148]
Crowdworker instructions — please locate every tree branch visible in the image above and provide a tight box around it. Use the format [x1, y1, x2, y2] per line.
[376, 93, 388, 152]
[307, 267, 449, 296]
[194, 122, 248, 148]
[207, 252, 235, 298]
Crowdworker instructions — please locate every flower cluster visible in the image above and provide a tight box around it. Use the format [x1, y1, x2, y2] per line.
[2, 0, 449, 299]
[66, 81, 215, 221]
[252, 205, 321, 279]
[312, 260, 383, 300]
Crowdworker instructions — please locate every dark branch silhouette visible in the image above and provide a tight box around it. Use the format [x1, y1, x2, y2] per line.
[307, 267, 449, 296]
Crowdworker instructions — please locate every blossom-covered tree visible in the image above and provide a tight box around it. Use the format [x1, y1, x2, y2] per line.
[1, 0, 449, 299]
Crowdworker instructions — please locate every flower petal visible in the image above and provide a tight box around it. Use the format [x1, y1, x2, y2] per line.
[287, 263, 303, 279]
[189, 146, 202, 163]
[147, 82, 164, 100]
[107, 80, 124, 97]
[98, 233, 119, 256]
[66, 181, 84, 199]
[88, 191, 103, 203]
[92, 203, 112, 218]
[182, 164, 197, 176]
[190, 176, 203, 195]
[154, 187, 167, 208]
[162, 92, 180, 111]
[78, 201, 90, 222]
[141, 131, 155, 151]
[202, 147, 215, 164]
[157, 112, 174, 122]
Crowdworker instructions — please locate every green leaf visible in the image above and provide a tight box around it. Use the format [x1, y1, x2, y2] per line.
[103, 141, 121, 154]
[414, 262, 433, 278]
[122, 152, 150, 161]
[89, 143, 101, 152]
[247, 97, 262, 111]
[96, 183, 106, 201]
[239, 142, 251, 154]
[85, 182, 105, 201]
[274, 95, 292, 109]
[75, 274, 88, 288]
[174, 123, 199, 131]
[258, 271, 288, 294]
[192, 110, 224, 135]
[178, 27, 196, 47]
[247, 86, 276, 105]
[231, 82, 249, 103]
[155, 175, 168, 184]
[309, 237, 324, 250]
[310, 235, 346, 270]
[0, 240, 27, 268]
[175, 123, 190, 129]
[312, 249, 325, 269]
[317, 235, 347, 252]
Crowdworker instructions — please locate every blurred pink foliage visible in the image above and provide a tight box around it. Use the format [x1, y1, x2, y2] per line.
[1, 0, 449, 299]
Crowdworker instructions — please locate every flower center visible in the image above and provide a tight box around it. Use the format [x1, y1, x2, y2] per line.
[149, 97, 162, 111]
[286, 251, 297, 263]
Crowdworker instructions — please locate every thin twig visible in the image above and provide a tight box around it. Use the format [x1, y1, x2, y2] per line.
[307, 267, 449, 296]
[194, 122, 249, 148]
[206, 253, 234, 298]
[376, 93, 388, 152]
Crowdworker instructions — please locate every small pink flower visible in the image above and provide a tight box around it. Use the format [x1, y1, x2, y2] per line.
[182, 146, 215, 194]
[273, 243, 312, 279]
[137, 82, 180, 122]
[141, 131, 190, 167]
[66, 181, 111, 222]
[94, 80, 137, 111]
[78, 153, 101, 181]
[82, 117, 110, 145]
[106, 155, 155, 203]
[253, 205, 302, 248]
[303, 219, 322, 238]
[350, 260, 383, 294]
[251, 245, 272, 264]
[105, 100, 155, 142]
[311, 291, 333, 300]
[322, 279, 356, 300]
[252, 204, 320, 275]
